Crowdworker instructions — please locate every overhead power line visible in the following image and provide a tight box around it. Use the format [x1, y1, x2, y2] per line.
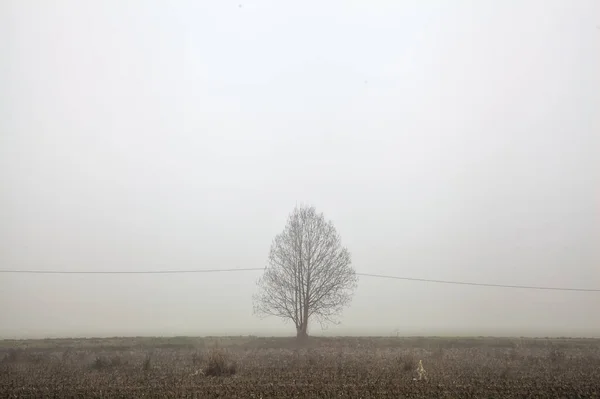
[355, 273, 600, 292]
[0, 268, 598, 292]
[0, 268, 264, 274]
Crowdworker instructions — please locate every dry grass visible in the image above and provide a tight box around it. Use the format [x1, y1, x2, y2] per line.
[90, 354, 123, 370]
[204, 347, 237, 376]
[0, 336, 599, 398]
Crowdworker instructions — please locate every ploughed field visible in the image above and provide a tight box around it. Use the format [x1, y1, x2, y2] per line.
[1, 336, 599, 398]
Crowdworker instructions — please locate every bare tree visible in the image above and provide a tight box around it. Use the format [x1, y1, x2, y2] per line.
[253, 205, 357, 340]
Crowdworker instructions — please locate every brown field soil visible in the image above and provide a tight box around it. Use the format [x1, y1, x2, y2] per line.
[1, 336, 599, 398]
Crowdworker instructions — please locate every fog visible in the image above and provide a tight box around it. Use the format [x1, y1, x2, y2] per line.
[1, 1, 599, 339]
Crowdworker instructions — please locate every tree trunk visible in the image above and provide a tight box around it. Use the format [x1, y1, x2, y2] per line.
[296, 323, 308, 341]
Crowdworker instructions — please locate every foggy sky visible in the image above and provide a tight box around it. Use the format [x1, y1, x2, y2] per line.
[1, 1, 599, 339]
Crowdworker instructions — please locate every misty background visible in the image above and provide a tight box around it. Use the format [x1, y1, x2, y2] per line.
[1, 1, 599, 339]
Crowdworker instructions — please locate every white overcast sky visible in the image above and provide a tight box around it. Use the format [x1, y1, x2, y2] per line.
[1, 1, 599, 339]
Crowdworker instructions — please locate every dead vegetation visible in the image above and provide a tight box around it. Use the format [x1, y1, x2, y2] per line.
[90, 354, 123, 370]
[0, 336, 599, 398]
[204, 347, 237, 376]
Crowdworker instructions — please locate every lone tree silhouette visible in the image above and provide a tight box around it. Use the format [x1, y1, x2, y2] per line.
[253, 205, 357, 340]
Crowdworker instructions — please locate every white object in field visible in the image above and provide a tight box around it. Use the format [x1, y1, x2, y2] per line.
[416, 359, 427, 381]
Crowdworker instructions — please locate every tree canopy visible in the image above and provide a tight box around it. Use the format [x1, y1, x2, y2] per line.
[253, 205, 357, 339]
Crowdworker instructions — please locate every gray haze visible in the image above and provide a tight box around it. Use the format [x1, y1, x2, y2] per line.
[1, 1, 599, 339]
